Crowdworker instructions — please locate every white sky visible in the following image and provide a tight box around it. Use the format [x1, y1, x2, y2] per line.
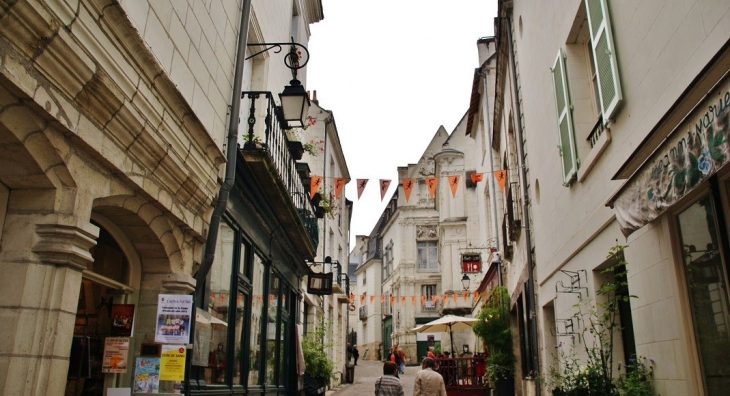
[306, 1, 498, 249]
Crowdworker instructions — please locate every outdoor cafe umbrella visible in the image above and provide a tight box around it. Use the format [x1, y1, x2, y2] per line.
[413, 314, 478, 355]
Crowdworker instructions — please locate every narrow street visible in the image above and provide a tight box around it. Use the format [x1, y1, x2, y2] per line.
[328, 360, 421, 396]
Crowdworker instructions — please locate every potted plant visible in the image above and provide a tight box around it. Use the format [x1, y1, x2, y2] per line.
[472, 286, 515, 396]
[302, 323, 335, 396]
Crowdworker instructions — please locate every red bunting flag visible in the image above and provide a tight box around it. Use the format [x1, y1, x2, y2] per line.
[448, 175, 460, 197]
[359, 294, 366, 305]
[356, 179, 369, 199]
[400, 295, 406, 305]
[349, 294, 355, 303]
[473, 291, 480, 300]
[310, 175, 323, 199]
[402, 178, 415, 202]
[494, 170, 507, 192]
[426, 177, 438, 198]
[390, 296, 396, 306]
[462, 292, 468, 302]
[380, 179, 392, 201]
[421, 295, 427, 306]
[334, 177, 346, 198]
[470, 173, 484, 184]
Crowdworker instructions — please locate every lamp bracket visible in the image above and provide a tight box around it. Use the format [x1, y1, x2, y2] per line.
[246, 39, 310, 77]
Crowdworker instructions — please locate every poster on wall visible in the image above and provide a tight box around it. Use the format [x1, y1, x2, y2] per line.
[101, 337, 129, 373]
[160, 345, 187, 381]
[154, 294, 193, 344]
[133, 357, 160, 393]
[110, 304, 135, 337]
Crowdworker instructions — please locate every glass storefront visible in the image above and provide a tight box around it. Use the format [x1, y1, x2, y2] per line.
[676, 191, 730, 395]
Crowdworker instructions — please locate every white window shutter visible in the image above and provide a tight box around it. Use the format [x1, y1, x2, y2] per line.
[585, 0, 623, 121]
[551, 50, 578, 185]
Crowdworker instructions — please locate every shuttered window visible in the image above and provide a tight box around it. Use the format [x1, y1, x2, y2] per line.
[551, 50, 578, 185]
[585, 0, 622, 120]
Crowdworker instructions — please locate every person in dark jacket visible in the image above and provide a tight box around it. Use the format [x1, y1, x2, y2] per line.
[353, 346, 360, 365]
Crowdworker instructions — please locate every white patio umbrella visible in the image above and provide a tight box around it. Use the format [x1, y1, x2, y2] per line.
[414, 315, 478, 355]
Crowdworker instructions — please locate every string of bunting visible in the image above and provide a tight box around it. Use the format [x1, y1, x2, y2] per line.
[349, 291, 482, 306]
[309, 170, 508, 201]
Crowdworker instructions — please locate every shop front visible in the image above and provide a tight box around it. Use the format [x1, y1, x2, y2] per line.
[610, 51, 730, 395]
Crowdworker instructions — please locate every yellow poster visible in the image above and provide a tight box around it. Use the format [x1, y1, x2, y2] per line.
[160, 345, 186, 381]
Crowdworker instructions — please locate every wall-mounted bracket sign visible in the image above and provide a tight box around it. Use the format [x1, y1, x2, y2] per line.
[461, 254, 482, 273]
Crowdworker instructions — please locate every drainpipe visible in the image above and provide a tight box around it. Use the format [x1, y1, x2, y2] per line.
[479, 67, 502, 286]
[194, 0, 251, 293]
[506, 16, 540, 395]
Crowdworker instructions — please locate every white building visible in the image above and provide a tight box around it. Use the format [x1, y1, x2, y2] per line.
[490, 0, 730, 395]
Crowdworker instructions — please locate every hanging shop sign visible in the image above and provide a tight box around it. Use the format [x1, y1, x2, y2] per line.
[461, 254, 482, 273]
[612, 77, 730, 236]
[154, 294, 193, 344]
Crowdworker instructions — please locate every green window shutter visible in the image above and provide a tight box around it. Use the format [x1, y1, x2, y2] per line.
[585, 0, 623, 120]
[551, 50, 578, 185]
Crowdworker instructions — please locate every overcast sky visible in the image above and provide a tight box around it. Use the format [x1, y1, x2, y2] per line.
[306, 1, 498, 249]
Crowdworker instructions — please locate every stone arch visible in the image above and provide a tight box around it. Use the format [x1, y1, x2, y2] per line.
[92, 195, 186, 274]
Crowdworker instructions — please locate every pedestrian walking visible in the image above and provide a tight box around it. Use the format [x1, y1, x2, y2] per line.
[374, 361, 405, 396]
[413, 357, 446, 396]
[395, 343, 407, 374]
[353, 346, 360, 365]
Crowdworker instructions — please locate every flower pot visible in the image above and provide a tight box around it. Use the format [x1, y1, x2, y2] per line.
[288, 141, 304, 160]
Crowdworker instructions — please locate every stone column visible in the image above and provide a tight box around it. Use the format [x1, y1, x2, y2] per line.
[0, 220, 98, 396]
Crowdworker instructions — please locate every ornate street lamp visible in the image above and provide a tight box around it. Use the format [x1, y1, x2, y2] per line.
[461, 273, 471, 291]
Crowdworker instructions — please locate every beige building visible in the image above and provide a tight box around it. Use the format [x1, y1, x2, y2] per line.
[487, 0, 730, 395]
[0, 0, 334, 395]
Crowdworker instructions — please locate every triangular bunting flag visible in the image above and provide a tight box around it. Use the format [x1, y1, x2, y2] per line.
[349, 293, 354, 303]
[421, 295, 427, 306]
[431, 295, 438, 304]
[334, 177, 346, 198]
[410, 296, 416, 305]
[380, 295, 385, 303]
[462, 292, 468, 302]
[473, 291, 480, 300]
[402, 178, 415, 202]
[390, 296, 396, 306]
[357, 179, 369, 199]
[369, 295, 375, 304]
[494, 170, 507, 192]
[426, 177, 438, 198]
[359, 294, 365, 305]
[310, 175, 323, 199]
[399, 296, 405, 305]
[441, 294, 447, 304]
[448, 175, 460, 197]
[470, 173, 484, 184]
[452, 294, 457, 303]
[380, 179, 392, 201]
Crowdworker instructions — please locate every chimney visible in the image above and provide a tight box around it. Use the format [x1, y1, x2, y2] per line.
[312, 90, 319, 105]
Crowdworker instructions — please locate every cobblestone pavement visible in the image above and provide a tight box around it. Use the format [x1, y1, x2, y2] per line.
[328, 360, 421, 396]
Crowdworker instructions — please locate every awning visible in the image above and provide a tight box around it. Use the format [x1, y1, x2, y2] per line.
[608, 76, 730, 237]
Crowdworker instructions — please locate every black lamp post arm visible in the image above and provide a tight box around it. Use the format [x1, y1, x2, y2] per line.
[245, 39, 310, 74]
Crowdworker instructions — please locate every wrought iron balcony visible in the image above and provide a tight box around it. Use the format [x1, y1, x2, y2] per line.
[587, 116, 605, 149]
[240, 91, 318, 260]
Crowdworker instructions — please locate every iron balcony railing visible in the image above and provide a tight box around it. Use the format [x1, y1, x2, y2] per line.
[240, 91, 318, 251]
[587, 116, 605, 149]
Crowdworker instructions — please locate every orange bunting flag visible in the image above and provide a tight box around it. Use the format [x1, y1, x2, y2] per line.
[494, 170, 507, 192]
[221, 294, 226, 303]
[400, 296, 406, 305]
[356, 179, 369, 199]
[421, 295, 427, 306]
[452, 294, 457, 303]
[380, 295, 385, 303]
[426, 177, 438, 198]
[402, 178, 415, 202]
[269, 294, 275, 305]
[310, 175, 323, 199]
[441, 294, 447, 304]
[432, 295, 438, 304]
[360, 294, 365, 305]
[370, 295, 375, 304]
[462, 292, 468, 302]
[349, 293, 355, 303]
[448, 175, 460, 197]
[410, 296, 417, 305]
[380, 179, 392, 201]
[471, 173, 484, 184]
[473, 291, 480, 300]
[334, 177, 346, 198]
[390, 296, 396, 306]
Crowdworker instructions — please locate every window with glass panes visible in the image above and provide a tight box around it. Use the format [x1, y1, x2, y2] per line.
[417, 241, 438, 271]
